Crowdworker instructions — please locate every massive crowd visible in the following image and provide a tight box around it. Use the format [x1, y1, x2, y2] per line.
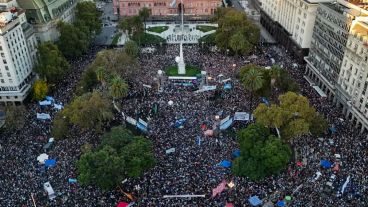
[0, 43, 366, 207]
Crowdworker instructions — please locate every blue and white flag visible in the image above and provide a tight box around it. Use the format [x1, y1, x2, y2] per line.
[170, 0, 176, 8]
[196, 136, 201, 146]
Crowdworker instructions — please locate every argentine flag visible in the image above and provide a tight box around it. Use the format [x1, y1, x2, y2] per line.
[170, 0, 176, 8]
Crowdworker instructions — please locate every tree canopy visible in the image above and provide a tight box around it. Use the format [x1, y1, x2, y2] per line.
[4, 105, 26, 130]
[77, 126, 155, 190]
[233, 123, 291, 180]
[215, 8, 259, 55]
[92, 49, 139, 79]
[35, 42, 70, 83]
[61, 91, 113, 132]
[75, 1, 102, 36]
[254, 92, 327, 140]
[124, 40, 139, 58]
[32, 80, 48, 101]
[57, 21, 90, 58]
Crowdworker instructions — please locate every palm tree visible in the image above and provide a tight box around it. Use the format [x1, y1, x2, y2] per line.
[109, 75, 128, 100]
[270, 65, 281, 87]
[139, 7, 150, 32]
[96, 66, 106, 86]
[242, 68, 264, 113]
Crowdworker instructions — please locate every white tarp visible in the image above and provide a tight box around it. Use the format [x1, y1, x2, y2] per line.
[53, 103, 63, 110]
[138, 118, 148, 127]
[37, 113, 51, 120]
[39, 100, 52, 106]
[43, 182, 56, 200]
[126, 116, 137, 126]
[143, 84, 152, 88]
[165, 148, 175, 154]
[234, 112, 253, 121]
[195, 85, 217, 93]
[37, 153, 49, 164]
[220, 116, 230, 126]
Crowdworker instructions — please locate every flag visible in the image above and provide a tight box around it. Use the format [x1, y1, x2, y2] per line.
[212, 180, 227, 197]
[196, 136, 201, 146]
[170, 0, 176, 7]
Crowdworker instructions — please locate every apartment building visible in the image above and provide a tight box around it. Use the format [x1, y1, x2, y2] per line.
[260, 0, 333, 62]
[304, 0, 368, 133]
[0, 7, 38, 104]
[336, 21, 368, 133]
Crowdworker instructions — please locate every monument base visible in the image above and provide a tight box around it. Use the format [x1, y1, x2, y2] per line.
[178, 62, 186, 75]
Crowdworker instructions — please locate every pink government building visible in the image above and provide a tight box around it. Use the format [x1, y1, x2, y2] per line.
[113, 0, 222, 16]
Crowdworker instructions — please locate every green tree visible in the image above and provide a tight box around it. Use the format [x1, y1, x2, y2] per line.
[239, 65, 271, 97]
[233, 123, 291, 180]
[139, 7, 151, 31]
[240, 67, 264, 112]
[32, 80, 48, 101]
[309, 112, 328, 136]
[77, 126, 155, 190]
[118, 16, 143, 38]
[270, 65, 281, 87]
[75, 1, 102, 36]
[215, 9, 259, 55]
[276, 68, 299, 93]
[122, 136, 155, 177]
[77, 145, 126, 190]
[254, 92, 318, 141]
[35, 42, 70, 83]
[101, 126, 134, 150]
[61, 91, 113, 131]
[108, 74, 128, 100]
[57, 21, 90, 58]
[229, 31, 252, 57]
[80, 67, 98, 92]
[124, 40, 139, 58]
[4, 105, 26, 130]
[51, 113, 70, 140]
[92, 49, 139, 79]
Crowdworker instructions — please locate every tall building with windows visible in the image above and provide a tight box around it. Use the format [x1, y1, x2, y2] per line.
[336, 21, 368, 133]
[113, 0, 221, 17]
[17, 0, 81, 42]
[304, 0, 368, 133]
[260, 0, 333, 62]
[0, 7, 37, 104]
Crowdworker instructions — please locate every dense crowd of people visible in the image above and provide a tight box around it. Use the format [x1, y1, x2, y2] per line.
[0, 43, 366, 207]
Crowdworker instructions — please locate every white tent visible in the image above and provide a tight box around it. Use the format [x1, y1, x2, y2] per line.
[37, 153, 49, 164]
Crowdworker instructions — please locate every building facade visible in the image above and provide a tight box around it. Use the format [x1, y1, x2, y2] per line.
[17, 0, 81, 42]
[304, 0, 368, 133]
[113, 0, 221, 17]
[336, 21, 368, 133]
[0, 8, 38, 104]
[260, 0, 333, 62]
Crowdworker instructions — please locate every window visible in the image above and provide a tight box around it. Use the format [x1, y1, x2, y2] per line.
[5, 66, 8, 70]
[7, 72, 10, 77]
[8, 79, 12, 84]
[0, 79, 4, 83]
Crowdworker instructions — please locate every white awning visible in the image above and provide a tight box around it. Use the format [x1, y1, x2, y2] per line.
[312, 86, 327, 97]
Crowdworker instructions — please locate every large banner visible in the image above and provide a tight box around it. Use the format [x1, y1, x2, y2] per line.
[220, 116, 230, 126]
[195, 85, 217, 93]
[126, 116, 137, 126]
[165, 148, 175, 154]
[234, 112, 253, 121]
[37, 113, 51, 120]
[138, 118, 148, 127]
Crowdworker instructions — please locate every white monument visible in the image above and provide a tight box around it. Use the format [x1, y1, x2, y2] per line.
[176, 0, 186, 75]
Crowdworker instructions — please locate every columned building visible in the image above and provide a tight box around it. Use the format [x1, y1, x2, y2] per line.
[304, 0, 368, 133]
[113, 0, 221, 17]
[260, 0, 333, 63]
[0, 8, 38, 105]
[336, 21, 368, 133]
[17, 0, 81, 42]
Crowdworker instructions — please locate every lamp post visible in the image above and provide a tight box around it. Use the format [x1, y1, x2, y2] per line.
[157, 70, 163, 92]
